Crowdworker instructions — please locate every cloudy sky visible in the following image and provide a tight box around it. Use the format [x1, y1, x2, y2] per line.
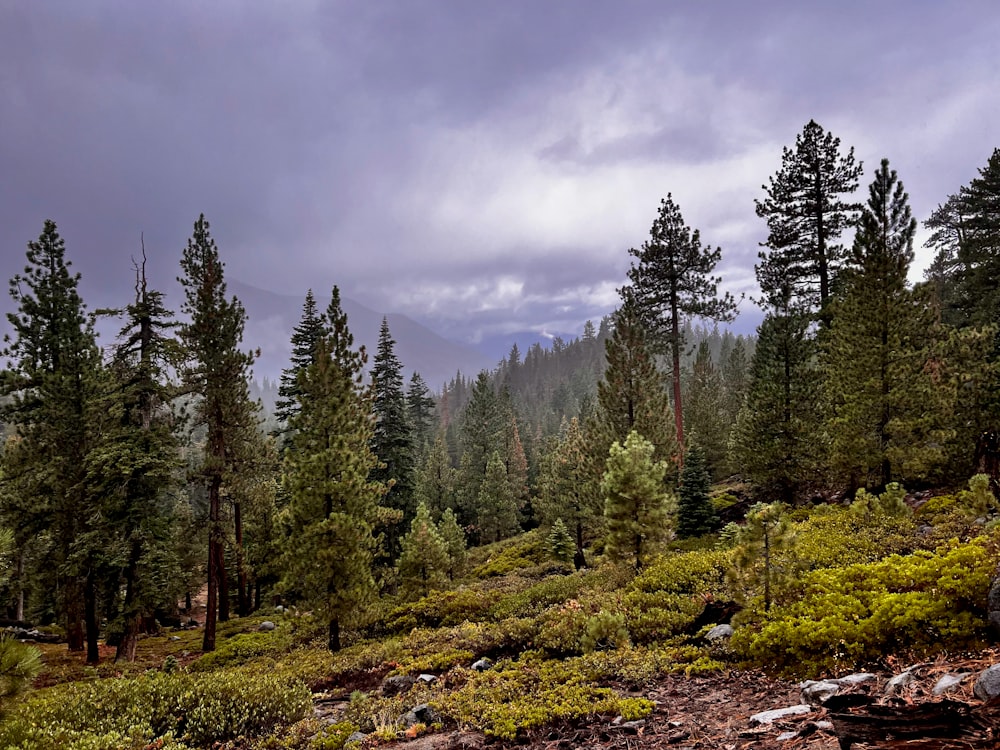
[2, 2, 999, 346]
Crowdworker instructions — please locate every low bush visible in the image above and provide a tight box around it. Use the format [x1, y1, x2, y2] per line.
[0, 664, 312, 749]
[731, 537, 997, 675]
[431, 655, 652, 740]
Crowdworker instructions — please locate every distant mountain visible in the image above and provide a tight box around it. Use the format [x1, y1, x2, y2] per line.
[231, 281, 494, 391]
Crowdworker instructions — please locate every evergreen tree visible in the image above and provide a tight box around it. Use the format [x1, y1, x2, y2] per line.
[406, 372, 437, 451]
[505, 417, 529, 518]
[683, 342, 729, 477]
[727, 502, 794, 612]
[676, 442, 715, 538]
[413, 432, 458, 516]
[177, 214, 257, 652]
[397, 501, 450, 598]
[626, 195, 737, 448]
[822, 159, 937, 488]
[280, 330, 385, 651]
[601, 430, 671, 570]
[370, 318, 415, 550]
[729, 310, 821, 503]
[477, 451, 520, 544]
[1, 220, 102, 657]
[755, 119, 863, 322]
[437, 507, 467, 580]
[546, 518, 575, 565]
[951, 148, 1000, 335]
[456, 371, 507, 528]
[535, 417, 599, 569]
[275, 289, 325, 427]
[93, 254, 181, 662]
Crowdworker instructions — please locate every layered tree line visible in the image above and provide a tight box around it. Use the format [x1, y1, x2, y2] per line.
[3, 121, 999, 660]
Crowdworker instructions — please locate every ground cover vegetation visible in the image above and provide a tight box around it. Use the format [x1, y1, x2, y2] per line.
[2, 122, 1000, 746]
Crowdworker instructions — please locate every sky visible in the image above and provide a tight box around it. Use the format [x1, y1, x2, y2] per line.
[2, 2, 999, 347]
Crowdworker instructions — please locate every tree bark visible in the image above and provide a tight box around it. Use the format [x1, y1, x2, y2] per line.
[234, 500, 250, 617]
[202, 473, 222, 652]
[65, 578, 85, 652]
[115, 538, 143, 663]
[85, 567, 99, 664]
[328, 617, 341, 652]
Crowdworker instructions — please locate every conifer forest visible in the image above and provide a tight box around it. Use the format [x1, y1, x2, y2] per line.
[3, 122, 1000, 748]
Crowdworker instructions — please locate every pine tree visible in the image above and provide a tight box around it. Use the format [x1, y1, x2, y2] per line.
[370, 318, 415, 551]
[729, 310, 821, 503]
[280, 329, 385, 651]
[397, 501, 450, 598]
[952, 148, 1000, 334]
[1, 220, 102, 657]
[505, 417, 529, 518]
[822, 159, 941, 488]
[406, 372, 437, 451]
[477, 451, 520, 544]
[546, 518, 575, 565]
[727, 502, 794, 611]
[755, 119, 863, 322]
[676, 442, 715, 538]
[535, 417, 600, 569]
[413, 432, 458, 516]
[94, 253, 180, 662]
[683, 342, 729, 477]
[456, 371, 508, 528]
[275, 289, 325, 427]
[177, 214, 257, 652]
[626, 195, 737, 448]
[437, 507, 467, 579]
[601, 431, 671, 570]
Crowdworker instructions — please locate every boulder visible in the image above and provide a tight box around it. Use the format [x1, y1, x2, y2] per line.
[932, 673, 968, 696]
[382, 674, 417, 697]
[402, 703, 437, 727]
[346, 731, 367, 745]
[417, 673, 437, 683]
[705, 624, 733, 642]
[975, 664, 1000, 701]
[833, 672, 877, 687]
[749, 705, 812, 725]
[258, 621, 276, 632]
[471, 658, 492, 672]
[884, 668, 916, 696]
[800, 680, 840, 705]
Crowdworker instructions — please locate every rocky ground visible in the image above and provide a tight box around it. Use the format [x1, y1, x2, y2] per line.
[331, 650, 1000, 749]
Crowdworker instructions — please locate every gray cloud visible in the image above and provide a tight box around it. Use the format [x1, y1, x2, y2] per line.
[2, 1, 999, 349]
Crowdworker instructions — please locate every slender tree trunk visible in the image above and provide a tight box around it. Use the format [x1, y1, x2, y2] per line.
[763, 529, 772, 612]
[15, 550, 24, 623]
[85, 567, 99, 664]
[234, 501, 249, 617]
[66, 578, 85, 652]
[218, 541, 230, 622]
[670, 296, 685, 453]
[574, 520, 586, 571]
[115, 538, 143, 663]
[328, 617, 341, 652]
[203, 473, 222, 652]
[254, 578, 261, 613]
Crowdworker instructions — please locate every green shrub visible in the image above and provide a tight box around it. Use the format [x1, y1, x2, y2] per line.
[0, 664, 312, 749]
[432, 656, 652, 739]
[731, 537, 997, 675]
[581, 611, 629, 653]
[469, 532, 548, 578]
[189, 627, 295, 671]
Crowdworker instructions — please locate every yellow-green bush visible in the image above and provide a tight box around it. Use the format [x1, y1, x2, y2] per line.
[624, 548, 732, 643]
[379, 587, 498, 633]
[431, 655, 652, 739]
[189, 627, 295, 671]
[731, 537, 997, 675]
[0, 664, 312, 749]
[469, 532, 548, 578]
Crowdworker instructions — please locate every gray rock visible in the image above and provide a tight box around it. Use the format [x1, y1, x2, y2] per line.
[274, 605, 284, 613]
[168, 635, 181, 642]
[777, 731, 799, 741]
[884, 669, 916, 695]
[975, 664, 1000, 701]
[799, 680, 840, 705]
[417, 673, 437, 683]
[932, 673, 968, 696]
[705, 624, 733, 641]
[749, 705, 812, 725]
[832, 672, 877, 686]
[258, 620, 276, 632]
[346, 731, 367, 745]
[471, 658, 492, 671]
[382, 674, 417, 697]
[403, 703, 437, 726]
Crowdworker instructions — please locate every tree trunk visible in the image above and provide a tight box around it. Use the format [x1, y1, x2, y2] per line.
[670, 296, 685, 454]
[115, 538, 143, 663]
[85, 567, 99, 664]
[218, 544, 230, 622]
[203, 473, 222, 652]
[574, 520, 586, 571]
[234, 501, 250, 617]
[253, 578, 261, 613]
[328, 618, 341, 652]
[15, 550, 24, 623]
[66, 579, 85, 652]
[975, 430, 1000, 494]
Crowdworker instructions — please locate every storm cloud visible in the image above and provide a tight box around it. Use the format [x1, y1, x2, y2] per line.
[2, 2, 998, 346]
